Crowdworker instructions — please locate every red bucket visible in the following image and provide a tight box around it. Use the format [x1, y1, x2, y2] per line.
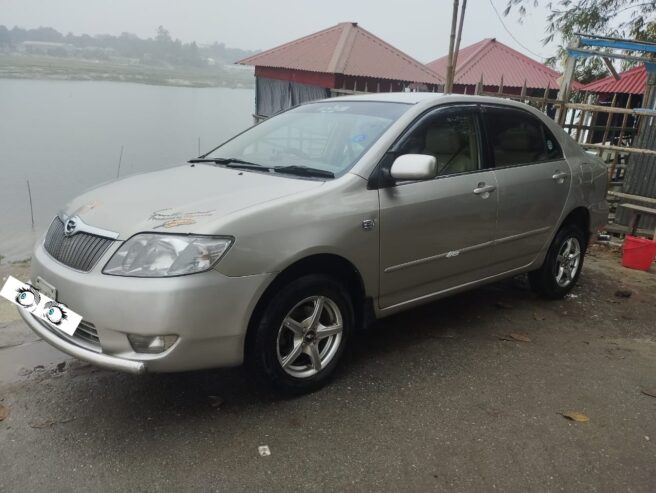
[622, 235, 656, 271]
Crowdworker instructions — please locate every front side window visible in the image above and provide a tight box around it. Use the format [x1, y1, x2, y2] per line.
[205, 101, 410, 177]
[396, 110, 480, 176]
[484, 108, 563, 167]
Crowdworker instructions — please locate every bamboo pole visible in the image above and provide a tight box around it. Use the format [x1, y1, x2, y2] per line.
[542, 85, 550, 112]
[445, 0, 460, 93]
[26, 179, 35, 231]
[557, 39, 580, 123]
[475, 74, 483, 95]
[116, 145, 124, 179]
[451, 0, 467, 81]
[610, 94, 633, 180]
[600, 93, 618, 146]
[582, 142, 656, 156]
[608, 191, 656, 205]
[575, 91, 589, 142]
[567, 103, 577, 137]
[477, 93, 656, 117]
[611, 94, 633, 176]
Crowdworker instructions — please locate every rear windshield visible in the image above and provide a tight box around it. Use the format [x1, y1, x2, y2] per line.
[205, 101, 410, 176]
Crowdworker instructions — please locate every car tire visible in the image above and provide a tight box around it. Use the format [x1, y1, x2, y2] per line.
[248, 274, 354, 395]
[529, 223, 586, 299]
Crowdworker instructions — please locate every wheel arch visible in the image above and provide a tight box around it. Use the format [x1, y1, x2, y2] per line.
[559, 206, 591, 246]
[244, 253, 371, 361]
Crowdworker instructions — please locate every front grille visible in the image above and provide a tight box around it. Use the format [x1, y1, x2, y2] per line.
[44, 217, 114, 272]
[37, 316, 102, 353]
[74, 320, 101, 350]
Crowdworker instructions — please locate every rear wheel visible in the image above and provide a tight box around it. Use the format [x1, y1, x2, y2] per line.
[529, 224, 586, 299]
[248, 275, 353, 394]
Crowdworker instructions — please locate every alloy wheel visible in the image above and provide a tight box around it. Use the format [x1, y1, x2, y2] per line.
[276, 295, 343, 378]
[555, 237, 581, 287]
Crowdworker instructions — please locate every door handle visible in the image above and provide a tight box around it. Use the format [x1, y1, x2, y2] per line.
[552, 171, 569, 182]
[473, 184, 496, 196]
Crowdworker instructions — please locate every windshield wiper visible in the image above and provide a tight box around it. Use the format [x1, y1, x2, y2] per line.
[188, 157, 269, 170]
[273, 165, 334, 179]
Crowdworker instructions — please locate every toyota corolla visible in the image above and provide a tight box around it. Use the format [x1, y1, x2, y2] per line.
[12, 93, 608, 393]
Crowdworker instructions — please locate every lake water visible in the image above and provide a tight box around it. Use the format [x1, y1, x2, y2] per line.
[0, 79, 254, 261]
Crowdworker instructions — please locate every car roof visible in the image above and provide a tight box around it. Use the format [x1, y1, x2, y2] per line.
[325, 92, 540, 111]
[330, 92, 444, 104]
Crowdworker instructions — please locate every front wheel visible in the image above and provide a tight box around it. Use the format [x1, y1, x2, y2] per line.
[529, 224, 586, 299]
[248, 275, 353, 394]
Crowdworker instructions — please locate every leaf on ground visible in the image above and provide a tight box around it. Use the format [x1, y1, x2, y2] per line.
[533, 312, 546, 321]
[641, 389, 656, 399]
[560, 411, 589, 422]
[0, 404, 9, 421]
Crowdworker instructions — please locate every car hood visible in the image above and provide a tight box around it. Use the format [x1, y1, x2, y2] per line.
[62, 164, 324, 237]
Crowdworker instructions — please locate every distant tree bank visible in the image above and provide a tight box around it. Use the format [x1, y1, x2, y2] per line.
[0, 25, 258, 87]
[0, 24, 259, 69]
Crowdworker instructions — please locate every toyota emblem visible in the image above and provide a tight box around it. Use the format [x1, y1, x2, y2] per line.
[64, 218, 78, 236]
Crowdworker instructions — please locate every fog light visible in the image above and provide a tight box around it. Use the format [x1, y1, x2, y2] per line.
[128, 334, 178, 354]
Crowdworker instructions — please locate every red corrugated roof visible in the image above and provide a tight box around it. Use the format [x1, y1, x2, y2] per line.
[427, 38, 579, 90]
[238, 22, 443, 85]
[582, 64, 646, 95]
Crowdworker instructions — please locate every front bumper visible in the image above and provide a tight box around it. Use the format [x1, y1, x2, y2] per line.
[19, 308, 145, 373]
[25, 242, 273, 373]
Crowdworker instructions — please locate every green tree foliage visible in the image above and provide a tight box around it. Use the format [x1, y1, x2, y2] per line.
[0, 25, 258, 68]
[504, 0, 656, 83]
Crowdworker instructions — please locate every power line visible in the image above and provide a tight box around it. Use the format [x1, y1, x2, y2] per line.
[487, 0, 547, 60]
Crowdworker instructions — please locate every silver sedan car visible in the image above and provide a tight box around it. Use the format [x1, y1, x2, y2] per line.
[18, 93, 607, 393]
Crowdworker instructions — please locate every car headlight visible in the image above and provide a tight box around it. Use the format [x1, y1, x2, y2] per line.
[103, 234, 233, 277]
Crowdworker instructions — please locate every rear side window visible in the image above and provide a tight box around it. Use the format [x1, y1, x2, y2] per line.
[484, 108, 563, 167]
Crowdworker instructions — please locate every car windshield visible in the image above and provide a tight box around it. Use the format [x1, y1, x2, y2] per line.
[204, 101, 410, 177]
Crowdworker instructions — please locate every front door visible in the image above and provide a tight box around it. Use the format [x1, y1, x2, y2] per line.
[378, 106, 498, 309]
[482, 106, 571, 271]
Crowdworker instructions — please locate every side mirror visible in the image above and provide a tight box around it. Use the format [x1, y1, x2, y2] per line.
[390, 154, 437, 181]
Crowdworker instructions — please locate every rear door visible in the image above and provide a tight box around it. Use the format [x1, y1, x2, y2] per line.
[378, 105, 498, 309]
[482, 106, 571, 271]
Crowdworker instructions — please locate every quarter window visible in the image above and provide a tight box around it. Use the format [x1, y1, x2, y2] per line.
[484, 109, 563, 167]
[397, 110, 480, 176]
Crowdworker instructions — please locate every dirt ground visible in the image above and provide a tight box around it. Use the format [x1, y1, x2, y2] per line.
[0, 246, 655, 492]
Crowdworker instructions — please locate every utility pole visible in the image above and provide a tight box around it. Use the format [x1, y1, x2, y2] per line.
[445, 0, 467, 93]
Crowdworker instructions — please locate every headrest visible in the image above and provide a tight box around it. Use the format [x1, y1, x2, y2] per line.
[424, 127, 461, 155]
[497, 127, 540, 151]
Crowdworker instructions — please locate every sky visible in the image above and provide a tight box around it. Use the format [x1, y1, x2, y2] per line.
[0, 0, 560, 64]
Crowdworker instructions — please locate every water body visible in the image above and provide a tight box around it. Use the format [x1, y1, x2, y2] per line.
[0, 79, 255, 260]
